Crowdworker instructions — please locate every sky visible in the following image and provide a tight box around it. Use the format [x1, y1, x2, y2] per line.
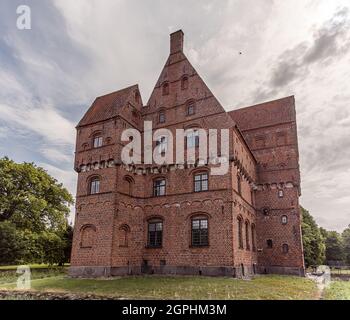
[0, 0, 350, 231]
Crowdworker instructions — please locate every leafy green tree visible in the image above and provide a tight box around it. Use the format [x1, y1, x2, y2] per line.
[324, 230, 344, 263]
[301, 207, 325, 266]
[61, 224, 73, 265]
[0, 221, 25, 264]
[342, 226, 350, 265]
[0, 157, 74, 265]
[0, 157, 73, 233]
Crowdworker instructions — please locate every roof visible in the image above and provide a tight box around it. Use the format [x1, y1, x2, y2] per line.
[77, 84, 138, 127]
[228, 96, 296, 131]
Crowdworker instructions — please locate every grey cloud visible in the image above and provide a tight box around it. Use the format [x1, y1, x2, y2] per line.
[267, 7, 350, 91]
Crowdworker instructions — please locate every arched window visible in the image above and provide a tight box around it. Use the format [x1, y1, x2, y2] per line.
[135, 91, 140, 103]
[82, 143, 88, 151]
[278, 190, 284, 198]
[156, 136, 167, 155]
[237, 175, 242, 195]
[245, 221, 250, 250]
[186, 129, 199, 148]
[238, 216, 243, 249]
[162, 82, 169, 96]
[191, 216, 208, 246]
[251, 224, 256, 251]
[80, 225, 96, 248]
[194, 172, 208, 192]
[281, 215, 288, 225]
[148, 219, 163, 247]
[89, 177, 100, 194]
[181, 76, 189, 90]
[282, 243, 289, 254]
[119, 225, 130, 247]
[159, 111, 166, 124]
[186, 100, 195, 115]
[267, 239, 273, 249]
[93, 135, 103, 148]
[123, 176, 134, 196]
[153, 178, 166, 196]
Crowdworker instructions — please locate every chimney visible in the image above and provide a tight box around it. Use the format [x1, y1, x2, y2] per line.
[170, 30, 184, 54]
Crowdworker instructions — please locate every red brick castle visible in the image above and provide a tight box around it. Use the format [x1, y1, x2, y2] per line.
[70, 30, 305, 277]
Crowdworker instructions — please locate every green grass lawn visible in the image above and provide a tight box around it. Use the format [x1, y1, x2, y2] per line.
[0, 272, 319, 300]
[324, 280, 350, 300]
[0, 264, 69, 270]
[330, 269, 350, 275]
[0, 267, 67, 286]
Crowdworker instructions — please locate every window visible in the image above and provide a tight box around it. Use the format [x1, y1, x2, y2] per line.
[238, 217, 243, 249]
[162, 82, 169, 96]
[80, 225, 96, 248]
[90, 177, 100, 194]
[191, 218, 208, 246]
[153, 178, 166, 196]
[237, 175, 242, 195]
[148, 220, 163, 247]
[251, 224, 256, 251]
[194, 172, 208, 192]
[187, 102, 195, 115]
[278, 190, 284, 198]
[181, 76, 189, 90]
[159, 111, 165, 123]
[187, 130, 199, 148]
[124, 176, 133, 196]
[281, 215, 288, 225]
[156, 136, 167, 154]
[245, 221, 250, 250]
[118, 225, 130, 247]
[267, 239, 273, 249]
[93, 136, 103, 148]
[282, 243, 289, 254]
[135, 91, 140, 103]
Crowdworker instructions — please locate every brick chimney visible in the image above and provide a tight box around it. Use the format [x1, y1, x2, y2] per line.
[170, 30, 184, 54]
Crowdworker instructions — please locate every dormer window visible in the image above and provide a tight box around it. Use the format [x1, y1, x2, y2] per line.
[93, 136, 103, 148]
[162, 82, 169, 96]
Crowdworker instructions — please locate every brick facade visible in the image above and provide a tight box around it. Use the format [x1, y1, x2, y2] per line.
[69, 30, 305, 278]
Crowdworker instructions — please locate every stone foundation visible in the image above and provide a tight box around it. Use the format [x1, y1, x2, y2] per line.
[258, 266, 305, 276]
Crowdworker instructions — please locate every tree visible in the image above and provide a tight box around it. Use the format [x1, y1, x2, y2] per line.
[0, 157, 73, 233]
[0, 157, 74, 265]
[0, 221, 25, 265]
[342, 226, 350, 265]
[61, 224, 73, 265]
[324, 231, 344, 263]
[301, 207, 325, 266]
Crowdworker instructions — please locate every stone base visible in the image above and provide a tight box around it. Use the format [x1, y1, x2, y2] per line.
[69, 265, 237, 278]
[258, 265, 305, 276]
[69, 264, 305, 278]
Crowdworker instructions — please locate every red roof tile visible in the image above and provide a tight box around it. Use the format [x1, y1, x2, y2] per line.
[77, 85, 138, 127]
